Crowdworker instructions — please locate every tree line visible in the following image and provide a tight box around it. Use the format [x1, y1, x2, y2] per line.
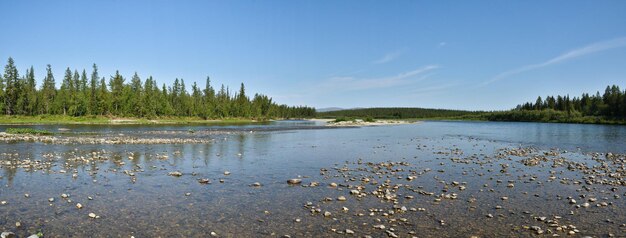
[0, 57, 315, 119]
[317, 107, 477, 119]
[484, 84, 626, 124]
[515, 85, 626, 119]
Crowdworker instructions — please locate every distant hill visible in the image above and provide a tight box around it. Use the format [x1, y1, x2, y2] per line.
[317, 107, 479, 119]
[316, 107, 345, 112]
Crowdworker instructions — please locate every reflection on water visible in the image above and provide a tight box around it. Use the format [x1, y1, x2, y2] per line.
[0, 121, 624, 237]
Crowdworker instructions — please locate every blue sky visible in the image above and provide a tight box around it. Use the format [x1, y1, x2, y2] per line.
[1, 0, 625, 110]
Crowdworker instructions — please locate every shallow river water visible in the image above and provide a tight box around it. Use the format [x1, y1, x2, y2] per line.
[0, 121, 624, 237]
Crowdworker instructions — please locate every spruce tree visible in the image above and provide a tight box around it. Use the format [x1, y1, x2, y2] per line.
[3, 57, 19, 115]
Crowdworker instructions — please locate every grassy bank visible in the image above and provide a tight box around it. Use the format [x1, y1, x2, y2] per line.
[317, 108, 626, 125]
[0, 115, 259, 125]
[478, 110, 626, 125]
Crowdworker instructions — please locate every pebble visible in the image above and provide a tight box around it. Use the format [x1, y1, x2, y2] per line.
[224, 171, 231, 175]
[337, 196, 347, 201]
[168, 171, 183, 177]
[287, 179, 302, 185]
[345, 229, 354, 235]
[251, 182, 262, 187]
[1, 232, 16, 238]
[323, 211, 332, 217]
[76, 203, 83, 209]
[88, 213, 97, 218]
[48, 197, 54, 202]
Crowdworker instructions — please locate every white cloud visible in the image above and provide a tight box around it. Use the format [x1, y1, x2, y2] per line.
[485, 36, 626, 85]
[320, 65, 439, 92]
[438, 42, 447, 47]
[411, 82, 458, 94]
[372, 51, 403, 64]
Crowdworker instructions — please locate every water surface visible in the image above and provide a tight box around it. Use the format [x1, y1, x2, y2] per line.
[0, 121, 624, 237]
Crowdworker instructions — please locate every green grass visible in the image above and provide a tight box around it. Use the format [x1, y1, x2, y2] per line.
[0, 115, 259, 125]
[5, 128, 53, 135]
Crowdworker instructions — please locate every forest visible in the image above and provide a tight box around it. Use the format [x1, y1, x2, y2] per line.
[484, 84, 626, 124]
[0, 57, 315, 120]
[317, 107, 478, 119]
[317, 85, 626, 125]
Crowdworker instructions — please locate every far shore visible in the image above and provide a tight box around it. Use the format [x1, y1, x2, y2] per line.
[310, 118, 418, 127]
[0, 115, 420, 127]
[0, 115, 259, 125]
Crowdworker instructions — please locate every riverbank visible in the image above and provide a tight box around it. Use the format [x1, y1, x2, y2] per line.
[0, 115, 259, 125]
[311, 118, 417, 127]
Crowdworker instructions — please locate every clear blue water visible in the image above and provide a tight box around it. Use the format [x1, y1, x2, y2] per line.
[0, 121, 624, 237]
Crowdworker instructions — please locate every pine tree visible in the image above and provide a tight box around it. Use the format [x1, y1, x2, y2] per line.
[191, 82, 202, 117]
[98, 77, 110, 115]
[89, 64, 99, 115]
[41, 64, 56, 114]
[129, 72, 143, 116]
[203, 76, 215, 118]
[0, 73, 4, 113]
[3, 57, 20, 115]
[236, 83, 249, 117]
[27, 66, 37, 115]
[109, 71, 125, 115]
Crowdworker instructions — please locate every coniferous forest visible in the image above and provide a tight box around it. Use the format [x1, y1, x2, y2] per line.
[484, 85, 626, 124]
[317, 85, 626, 125]
[0, 58, 315, 119]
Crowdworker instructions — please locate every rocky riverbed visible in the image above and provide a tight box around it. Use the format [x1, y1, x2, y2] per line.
[0, 123, 624, 237]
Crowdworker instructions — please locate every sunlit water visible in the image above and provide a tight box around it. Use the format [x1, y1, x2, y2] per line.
[0, 121, 624, 237]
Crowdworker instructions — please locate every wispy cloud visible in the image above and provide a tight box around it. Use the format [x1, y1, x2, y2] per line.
[438, 42, 447, 48]
[320, 65, 439, 92]
[372, 51, 403, 64]
[485, 36, 626, 85]
[410, 82, 458, 94]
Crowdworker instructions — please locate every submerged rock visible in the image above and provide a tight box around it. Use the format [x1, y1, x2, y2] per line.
[287, 179, 302, 185]
[168, 171, 183, 177]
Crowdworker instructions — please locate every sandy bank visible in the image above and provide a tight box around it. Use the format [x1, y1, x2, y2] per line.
[310, 118, 418, 127]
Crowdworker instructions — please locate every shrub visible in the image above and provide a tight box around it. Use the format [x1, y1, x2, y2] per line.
[5, 128, 53, 135]
[334, 117, 355, 123]
[363, 116, 376, 122]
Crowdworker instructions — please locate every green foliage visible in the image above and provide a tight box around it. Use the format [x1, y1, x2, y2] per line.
[319, 107, 478, 119]
[506, 85, 626, 124]
[333, 117, 355, 122]
[363, 116, 376, 122]
[5, 127, 53, 135]
[0, 57, 315, 120]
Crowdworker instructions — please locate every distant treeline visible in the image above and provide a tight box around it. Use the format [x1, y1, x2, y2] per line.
[317, 107, 477, 119]
[486, 84, 626, 124]
[0, 57, 315, 119]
